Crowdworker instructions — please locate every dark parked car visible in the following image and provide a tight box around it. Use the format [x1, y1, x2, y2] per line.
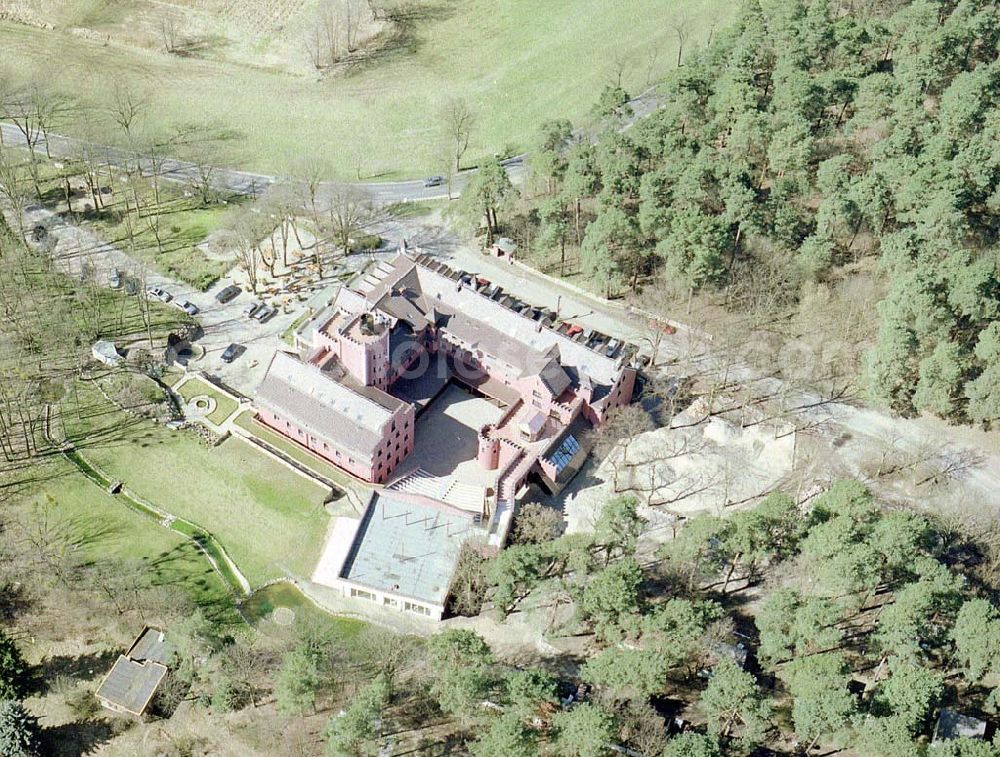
[422, 176, 445, 188]
[221, 343, 242, 363]
[216, 284, 241, 304]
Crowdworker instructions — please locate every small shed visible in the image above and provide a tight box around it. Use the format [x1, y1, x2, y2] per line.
[91, 340, 122, 367]
[488, 237, 517, 261]
[932, 709, 988, 744]
[96, 627, 172, 718]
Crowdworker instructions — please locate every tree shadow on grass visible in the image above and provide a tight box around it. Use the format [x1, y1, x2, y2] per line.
[42, 718, 120, 757]
[0, 578, 32, 625]
[342, 1, 458, 75]
[145, 544, 237, 624]
[36, 649, 121, 693]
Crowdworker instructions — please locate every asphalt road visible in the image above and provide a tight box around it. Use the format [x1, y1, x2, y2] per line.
[0, 121, 527, 203]
[0, 86, 661, 205]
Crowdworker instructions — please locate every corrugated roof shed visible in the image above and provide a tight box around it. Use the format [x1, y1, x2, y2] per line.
[934, 709, 988, 743]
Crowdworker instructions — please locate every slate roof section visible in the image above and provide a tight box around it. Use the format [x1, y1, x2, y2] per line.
[256, 351, 393, 458]
[96, 626, 171, 717]
[96, 657, 167, 716]
[127, 627, 172, 665]
[411, 256, 621, 386]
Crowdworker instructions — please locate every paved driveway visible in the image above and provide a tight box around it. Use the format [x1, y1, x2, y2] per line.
[13, 201, 306, 394]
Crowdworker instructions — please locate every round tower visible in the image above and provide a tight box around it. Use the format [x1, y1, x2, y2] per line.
[477, 424, 500, 470]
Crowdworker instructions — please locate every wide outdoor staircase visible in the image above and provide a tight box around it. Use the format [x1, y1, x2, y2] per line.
[442, 480, 486, 511]
[389, 469, 486, 512]
[389, 468, 450, 500]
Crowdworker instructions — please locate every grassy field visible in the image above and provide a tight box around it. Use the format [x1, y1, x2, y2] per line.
[62, 382, 331, 587]
[175, 375, 240, 425]
[0, 0, 733, 178]
[14, 456, 236, 619]
[242, 581, 365, 641]
[233, 409, 357, 489]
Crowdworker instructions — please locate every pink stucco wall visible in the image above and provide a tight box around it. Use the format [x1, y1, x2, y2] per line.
[256, 404, 414, 485]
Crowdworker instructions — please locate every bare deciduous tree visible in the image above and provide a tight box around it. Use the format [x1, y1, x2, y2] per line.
[0, 154, 31, 241]
[594, 404, 655, 492]
[441, 98, 475, 172]
[160, 15, 181, 54]
[109, 83, 147, 150]
[324, 186, 376, 254]
[671, 20, 692, 67]
[172, 123, 243, 205]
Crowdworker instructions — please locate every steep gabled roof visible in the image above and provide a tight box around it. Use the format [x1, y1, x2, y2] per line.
[256, 351, 396, 459]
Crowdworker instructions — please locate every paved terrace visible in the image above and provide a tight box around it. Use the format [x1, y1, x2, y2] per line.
[401, 383, 506, 490]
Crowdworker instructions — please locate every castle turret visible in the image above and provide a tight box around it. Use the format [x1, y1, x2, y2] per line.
[339, 312, 391, 389]
[477, 424, 500, 470]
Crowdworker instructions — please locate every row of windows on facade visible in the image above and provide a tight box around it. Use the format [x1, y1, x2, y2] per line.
[349, 587, 431, 616]
[286, 419, 361, 466]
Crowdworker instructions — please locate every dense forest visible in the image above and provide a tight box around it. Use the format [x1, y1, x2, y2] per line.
[432, 483, 1000, 756]
[504, 0, 1000, 425]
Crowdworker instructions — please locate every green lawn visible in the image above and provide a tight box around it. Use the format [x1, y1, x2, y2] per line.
[175, 376, 240, 426]
[15, 456, 236, 621]
[0, 0, 733, 178]
[63, 383, 331, 587]
[243, 582, 365, 642]
[233, 410, 356, 490]
[161, 367, 186, 388]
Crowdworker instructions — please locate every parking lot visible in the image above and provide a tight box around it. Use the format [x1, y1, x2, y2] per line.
[21, 201, 402, 396]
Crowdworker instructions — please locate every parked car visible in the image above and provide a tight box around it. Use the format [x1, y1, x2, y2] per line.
[221, 343, 242, 363]
[216, 284, 241, 304]
[422, 176, 445, 188]
[253, 304, 276, 322]
[145, 286, 172, 303]
[174, 300, 200, 316]
[243, 301, 262, 319]
[123, 277, 139, 296]
[108, 269, 122, 289]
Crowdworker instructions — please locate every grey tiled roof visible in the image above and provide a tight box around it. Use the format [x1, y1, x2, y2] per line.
[97, 656, 167, 716]
[257, 351, 394, 459]
[127, 628, 172, 665]
[374, 255, 622, 386]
